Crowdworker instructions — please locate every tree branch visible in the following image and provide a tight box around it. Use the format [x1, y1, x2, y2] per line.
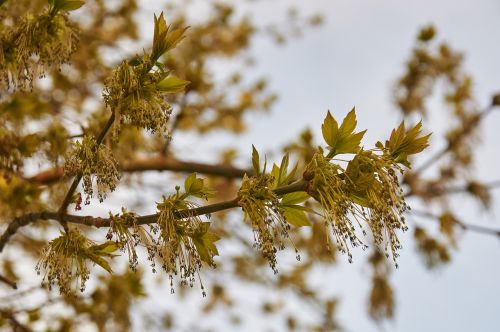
[0, 274, 17, 289]
[0, 309, 33, 332]
[0, 180, 309, 253]
[26, 157, 251, 185]
[409, 209, 500, 237]
[405, 179, 500, 198]
[413, 104, 495, 175]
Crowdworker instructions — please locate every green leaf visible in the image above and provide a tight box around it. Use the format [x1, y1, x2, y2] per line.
[321, 110, 339, 147]
[283, 206, 311, 227]
[321, 108, 366, 156]
[252, 145, 260, 175]
[156, 75, 190, 93]
[87, 254, 113, 273]
[60, 0, 85, 11]
[193, 230, 220, 265]
[281, 192, 310, 205]
[88, 241, 119, 255]
[184, 173, 202, 194]
[385, 121, 431, 167]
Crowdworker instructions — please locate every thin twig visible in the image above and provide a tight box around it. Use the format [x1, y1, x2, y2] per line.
[413, 105, 494, 175]
[410, 209, 500, 237]
[0, 310, 33, 332]
[26, 157, 251, 185]
[405, 179, 500, 198]
[0, 274, 17, 289]
[0, 180, 309, 253]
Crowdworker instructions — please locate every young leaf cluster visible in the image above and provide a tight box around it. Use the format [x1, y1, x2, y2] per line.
[303, 110, 430, 263]
[103, 12, 189, 135]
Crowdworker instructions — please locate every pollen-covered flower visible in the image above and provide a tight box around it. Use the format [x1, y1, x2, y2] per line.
[238, 174, 290, 273]
[64, 135, 120, 203]
[1, 13, 79, 90]
[36, 229, 117, 294]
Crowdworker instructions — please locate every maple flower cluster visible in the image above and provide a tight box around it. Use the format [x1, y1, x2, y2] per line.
[303, 109, 430, 263]
[64, 135, 120, 203]
[36, 229, 118, 294]
[0, 1, 82, 90]
[146, 174, 219, 295]
[106, 208, 144, 271]
[238, 173, 290, 273]
[102, 13, 188, 135]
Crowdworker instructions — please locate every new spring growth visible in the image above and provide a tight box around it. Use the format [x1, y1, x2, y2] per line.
[103, 12, 189, 135]
[36, 229, 118, 295]
[238, 147, 292, 273]
[149, 174, 218, 295]
[107, 208, 145, 271]
[64, 135, 120, 204]
[0, 0, 83, 90]
[304, 109, 430, 264]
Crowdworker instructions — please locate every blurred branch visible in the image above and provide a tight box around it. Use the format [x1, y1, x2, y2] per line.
[26, 156, 251, 185]
[405, 179, 500, 198]
[410, 209, 500, 237]
[0, 274, 17, 289]
[0, 180, 309, 253]
[0, 309, 33, 332]
[413, 103, 496, 175]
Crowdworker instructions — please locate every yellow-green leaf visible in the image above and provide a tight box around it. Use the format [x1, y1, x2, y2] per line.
[281, 192, 310, 205]
[322, 108, 366, 156]
[252, 145, 260, 174]
[156, 76, 190, 93]
[283, 206, 311, 227]
[60, 0, 85, 11]
[385, 121, 431, 166]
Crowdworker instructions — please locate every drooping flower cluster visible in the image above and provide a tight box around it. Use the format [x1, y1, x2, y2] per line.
[238, 174, 290, 273]
[344, 151, 409, 263]
[305, 149, 410, 264]
[36, 229, 117, 294]
[0, 12, 79, 90]
[64, 135, 120, 203]
[107, 208, 145, 271]
[146, 175, 219, 295]
[102, 12, 188, 135]
[304, 152, 364, 262]
[103, 60, 174, 134]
